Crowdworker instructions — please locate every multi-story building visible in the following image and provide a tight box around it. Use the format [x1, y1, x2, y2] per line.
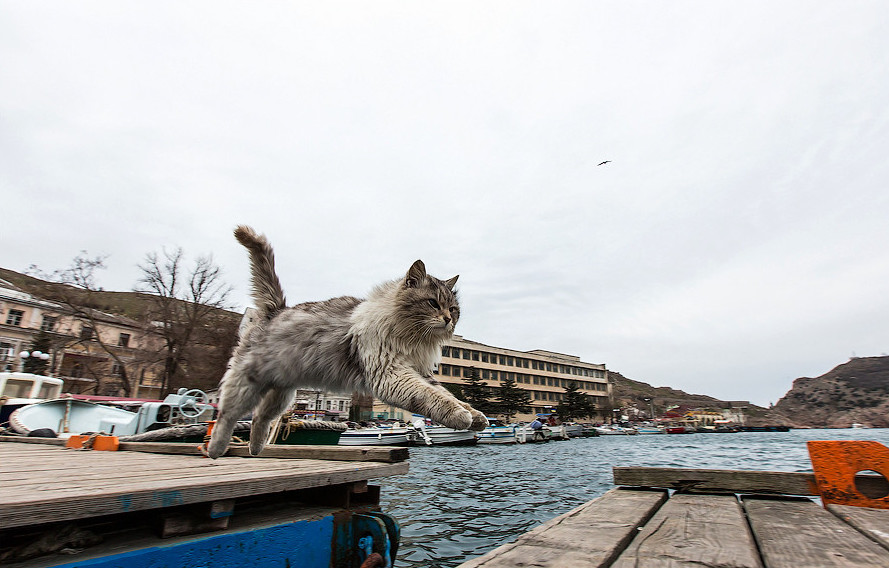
[0, 278, 164, 396]
[371, 335, 611, 423]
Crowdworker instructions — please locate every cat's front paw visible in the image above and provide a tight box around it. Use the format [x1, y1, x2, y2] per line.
[468, 409, 489, 431]
[440, 408, 473, 431]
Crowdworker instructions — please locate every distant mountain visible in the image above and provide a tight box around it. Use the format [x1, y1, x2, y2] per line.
[608, 370, 770, 421]
[767, 356, 889, 428]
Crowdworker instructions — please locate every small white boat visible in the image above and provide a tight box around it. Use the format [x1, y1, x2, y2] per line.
[9, 388, 213, 438]
[0, 372, 64, 425]
[635, 426, 666, 434]
[477, 418, 518, 444]
[547, 424, 570, 440]
[515, 425, 552, 443]
[594, 425, 637, 435]
[410, 416, 478, 445]
[337, 425, 414, 446]
[562, 423, 585, 438]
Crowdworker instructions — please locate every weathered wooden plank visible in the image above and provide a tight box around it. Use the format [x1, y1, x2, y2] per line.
[614, 466, 889, 498]
[828, 504, 889, 552]
[0, 435, 66, 446]
[3, 454, 395, 499]
[611, 493, 762, 568]
[0, 436, 409, 462]
[744, 497, 889, 567]
[118, 441, 410, 462]
[615, 466, 818, 495]
[457, 488, 667, 567]
[0, 442, 409, 529]
[3, 457, 369, 497]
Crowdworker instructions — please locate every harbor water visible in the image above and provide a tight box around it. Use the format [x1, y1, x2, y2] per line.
[377, 428, 889, 567]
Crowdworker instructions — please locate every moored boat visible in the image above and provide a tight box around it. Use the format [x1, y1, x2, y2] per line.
[665, 425, 695, 434]
[9, 388, 213, 437]
[635, 425, 666, 434]
[337, 424, 414, 446]
[595, 425, 636, 435]
[562, 423, 585, 438]
[515, 425, 552, 443]
[410, 416, 478, 445]
[580, 425, 601, 437]
[274, 417, 347, 445]
[0, 372, 64, 425]
[477, 418, 518, 444]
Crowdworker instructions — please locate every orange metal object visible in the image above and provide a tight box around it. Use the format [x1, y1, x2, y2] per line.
[92, 435, 119, 451]
[64, 434, 119, 451]
[808, 440, 889, 509]
[65, 435, 87, 449]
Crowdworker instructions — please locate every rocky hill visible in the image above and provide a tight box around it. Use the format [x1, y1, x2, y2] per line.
[609, 370, 771, 421]
[767, 356, 889, 428]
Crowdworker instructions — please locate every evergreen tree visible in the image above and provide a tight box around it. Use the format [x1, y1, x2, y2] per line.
[496, 376, 532, 421]
[461, 367, 495, 414]
[556, 382, 597, 421]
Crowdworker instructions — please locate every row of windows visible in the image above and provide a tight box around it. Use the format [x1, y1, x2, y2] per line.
[2, 310, 129, 347]
[442, 346, 605, 378]
[437, 364, 608, 392]
[3, 310, 59, 331]
[450, 383, 604, 404]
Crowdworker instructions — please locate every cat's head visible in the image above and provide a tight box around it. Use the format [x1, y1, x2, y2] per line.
[397, 260, 460, 338]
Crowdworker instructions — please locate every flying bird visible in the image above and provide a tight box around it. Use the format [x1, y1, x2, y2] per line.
[597, 160, 611, 166]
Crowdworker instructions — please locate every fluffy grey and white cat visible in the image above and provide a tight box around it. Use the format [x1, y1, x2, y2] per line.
[204, 225, 488, 458]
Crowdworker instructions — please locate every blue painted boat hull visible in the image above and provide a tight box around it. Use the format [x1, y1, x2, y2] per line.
[42, 509, 398, 568]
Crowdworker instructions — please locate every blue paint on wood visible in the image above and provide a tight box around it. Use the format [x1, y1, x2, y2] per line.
[51, 514, 336, 568]
[117, 495, 133, 512]
[152, 490, 184, 508]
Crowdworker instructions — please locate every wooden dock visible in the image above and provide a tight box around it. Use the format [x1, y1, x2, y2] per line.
[0, 437, 408, 567]
[458, 466, 889, 568]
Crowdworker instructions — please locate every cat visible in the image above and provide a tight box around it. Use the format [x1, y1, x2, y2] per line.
[204, 225, 489, 458]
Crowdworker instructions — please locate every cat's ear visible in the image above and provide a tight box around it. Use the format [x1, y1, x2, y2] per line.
[444, 275, 459, 290]
[405, 260, 427, 288]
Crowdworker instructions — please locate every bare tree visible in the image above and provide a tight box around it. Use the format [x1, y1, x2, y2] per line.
[137, 248, 234, 394]
[28, 254, 135, 396]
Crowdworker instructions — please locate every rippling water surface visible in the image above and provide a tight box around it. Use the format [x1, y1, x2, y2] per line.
[377, 428, 889, 567]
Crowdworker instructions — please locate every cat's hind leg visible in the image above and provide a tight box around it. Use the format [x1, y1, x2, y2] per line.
[248, 386, 296, 456]
[205, 370, 262, 459]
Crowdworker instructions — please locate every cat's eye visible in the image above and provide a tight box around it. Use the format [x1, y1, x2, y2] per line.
[427, 299, 441, 310]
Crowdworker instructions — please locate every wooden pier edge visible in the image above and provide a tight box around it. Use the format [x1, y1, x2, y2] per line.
[613, 466, 889, 497]
[457, 488, 667, 568]
[0, 435, 408, 462]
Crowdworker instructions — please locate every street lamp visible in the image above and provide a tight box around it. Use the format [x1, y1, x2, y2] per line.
[19, 350, 50, 372]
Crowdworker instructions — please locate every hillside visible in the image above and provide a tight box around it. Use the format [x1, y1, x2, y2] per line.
[1, 267, 178, 321]
[609, 370, 770, 421]
[767, 356, 889, 428]
[1, 267, 240, 392]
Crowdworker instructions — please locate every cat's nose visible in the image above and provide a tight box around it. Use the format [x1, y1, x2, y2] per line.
[443, 316, 451, 324]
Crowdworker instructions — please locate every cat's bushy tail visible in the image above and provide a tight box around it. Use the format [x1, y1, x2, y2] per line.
[234, 225, 286, 319]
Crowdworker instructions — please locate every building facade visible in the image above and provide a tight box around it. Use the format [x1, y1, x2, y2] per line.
[369, 335, 611, 423]
[0, 279, 164, 396]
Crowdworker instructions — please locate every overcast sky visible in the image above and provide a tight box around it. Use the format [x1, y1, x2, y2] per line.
[3, 2, 887, 406]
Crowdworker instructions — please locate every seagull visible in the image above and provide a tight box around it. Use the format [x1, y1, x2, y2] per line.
[597, 160, 611, 166]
